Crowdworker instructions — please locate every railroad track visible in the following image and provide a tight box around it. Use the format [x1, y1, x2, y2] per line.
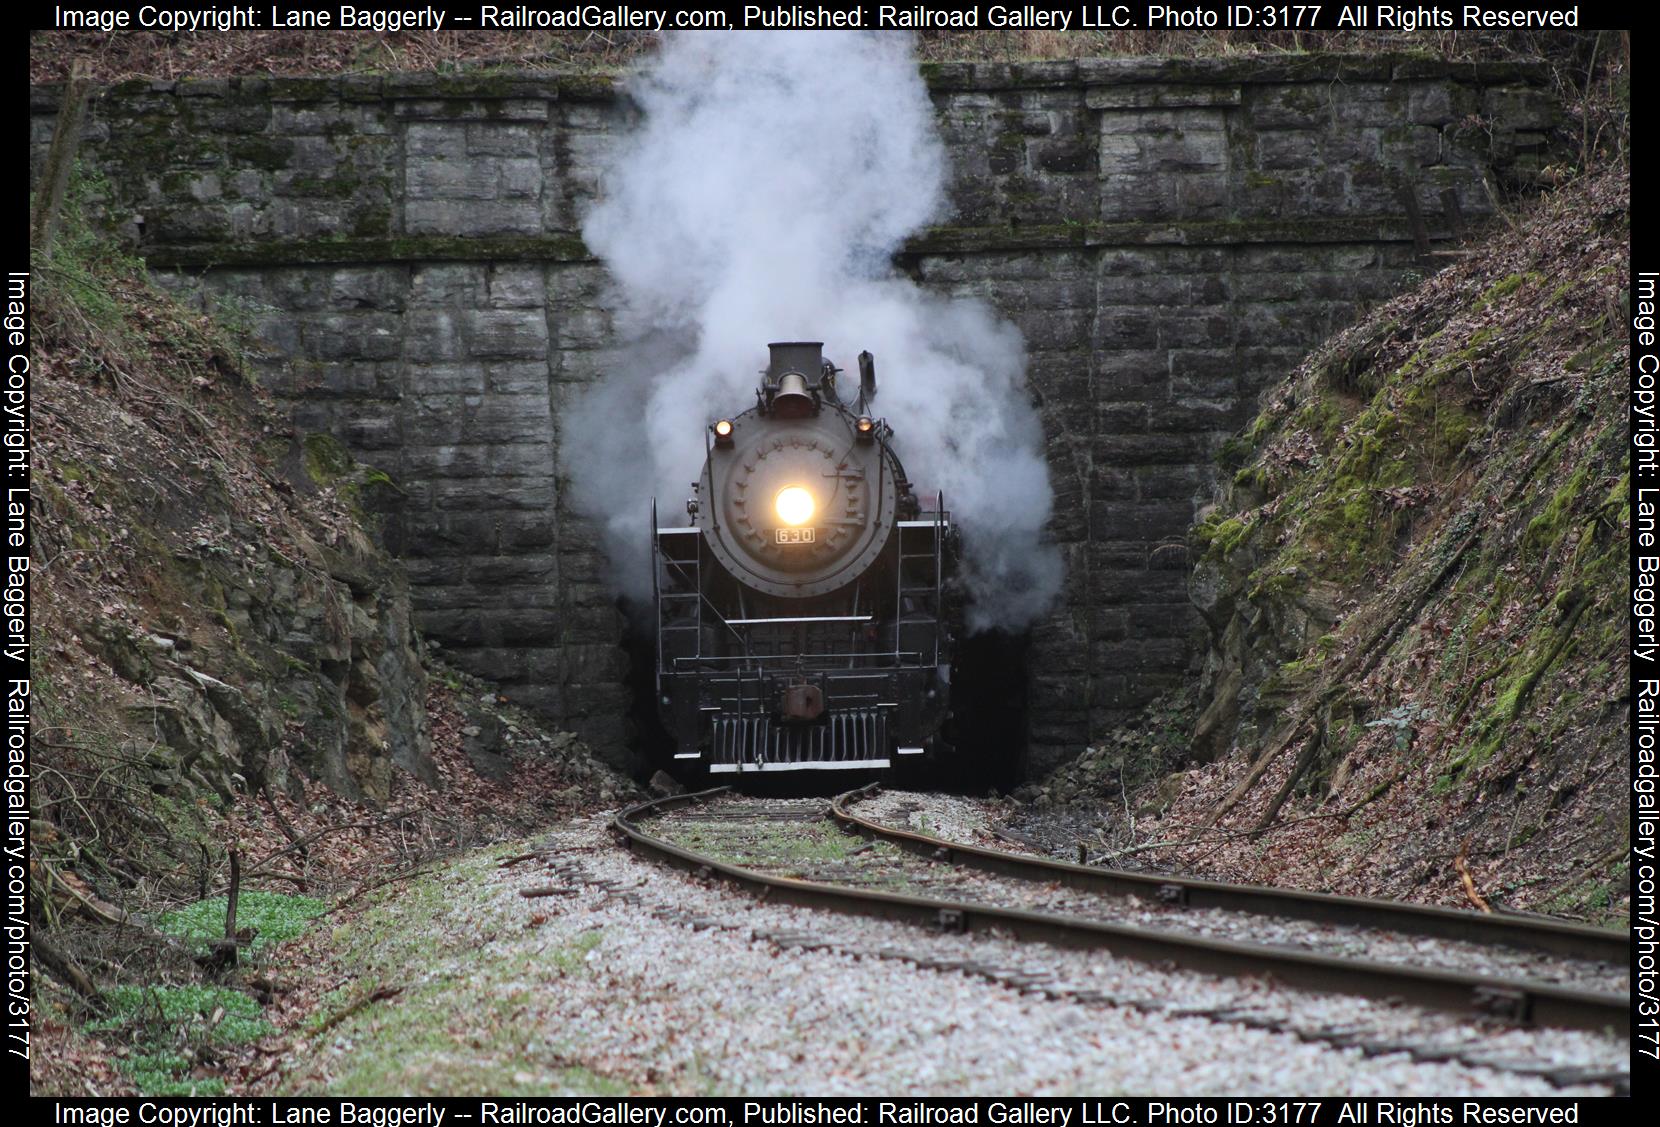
[612, 786, 1629, 1091]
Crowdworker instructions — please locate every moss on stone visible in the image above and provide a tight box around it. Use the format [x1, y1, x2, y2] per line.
[302, 432, 354, 485]
[1193, 513, 1251, 560]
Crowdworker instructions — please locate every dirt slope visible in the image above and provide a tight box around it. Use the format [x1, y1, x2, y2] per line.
[1022, 169, 1630, 923]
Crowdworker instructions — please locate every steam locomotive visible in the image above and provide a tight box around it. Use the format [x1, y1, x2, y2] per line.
[652, 342, 958, 774]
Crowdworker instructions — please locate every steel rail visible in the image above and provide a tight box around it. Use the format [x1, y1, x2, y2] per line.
[613, 789, 1628, 1037]
[829, 785, 1630, 965]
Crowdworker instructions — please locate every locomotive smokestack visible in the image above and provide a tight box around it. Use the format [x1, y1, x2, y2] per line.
[858, 350, 877, 406]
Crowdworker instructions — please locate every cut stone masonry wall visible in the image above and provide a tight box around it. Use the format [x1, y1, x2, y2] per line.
[30, 56, 1560, 771]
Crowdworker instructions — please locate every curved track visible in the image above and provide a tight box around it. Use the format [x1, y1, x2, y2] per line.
[831, 785, 1628, 963]
[613, 787, 1628, 1041]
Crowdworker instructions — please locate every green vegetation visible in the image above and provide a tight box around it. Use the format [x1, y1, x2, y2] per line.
[290, 851, 634, 1095]
[35, 168, 146, 341]
[158, 890, 328, 954]
[663, 819, 872, 873]
[87, 984, 272, 1095]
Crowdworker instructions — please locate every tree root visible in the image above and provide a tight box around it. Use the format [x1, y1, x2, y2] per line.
[1253, 720, 1326, 833]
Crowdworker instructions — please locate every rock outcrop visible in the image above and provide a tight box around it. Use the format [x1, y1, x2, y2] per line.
[34, 221, 433, 810]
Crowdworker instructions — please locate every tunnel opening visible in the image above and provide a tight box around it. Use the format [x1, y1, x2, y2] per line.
[940, 627, 1032, 796]
[620, 598, 674, 783]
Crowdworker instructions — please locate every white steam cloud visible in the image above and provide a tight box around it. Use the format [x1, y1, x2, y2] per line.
[563, 31, 1062, 631]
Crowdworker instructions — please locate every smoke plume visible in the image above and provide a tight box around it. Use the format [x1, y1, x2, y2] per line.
[563, 31, 1062, 630]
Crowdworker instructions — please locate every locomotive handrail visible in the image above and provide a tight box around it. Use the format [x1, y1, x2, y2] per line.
[672, 651, 926, 667]
[725, 614, 874, 625]
[659, 549, 750, 653]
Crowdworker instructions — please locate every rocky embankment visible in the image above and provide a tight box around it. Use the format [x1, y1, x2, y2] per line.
[34, 232, 433, 818]
[30, 189, 635, 1096]
[1018, 169, 1630, 923]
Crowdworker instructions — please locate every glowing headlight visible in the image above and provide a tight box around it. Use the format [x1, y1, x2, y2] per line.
[775, 486, 815, 526]
[713, 419, 733, 438]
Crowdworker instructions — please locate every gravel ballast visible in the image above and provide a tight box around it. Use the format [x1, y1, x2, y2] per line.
[297, 811, 1630, 1096]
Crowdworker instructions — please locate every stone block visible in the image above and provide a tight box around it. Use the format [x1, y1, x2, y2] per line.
[1144, 130, 1229, 174]
[1379, 124, 1443, 167]
[404, 123, 467, 159]
[469, 554, 556, 586]
[1093, 401, 1148, 432]
[432, 481, 555, 513]
[466, 123, 541, 157]
[1092, 353, 1169, 402]
[1094, 270, 1191, 307]
[1255, 130, 1319, 171]
[1098, 175, 1177, 222]
[322, 408, 397, 451]
[554, 306, 613, 351]
[461, 310, 548, 359]
[1173, 173, 1231, 218]
[497, 158, 543, 198]
[304, 313, 403, 362]
[312, 362, 396, 399]
[1093, 433, 1210, 466]
[1482, 85, 1562, 131]
[1089, 607, 1130, 642]
[1032, 139, 1092, 174]
[1091, 638, 1190, 672]
[1093, 311, 1162, 350]
[405, 199, 543, 236]
[486, 265, 546, 309]
[1089, 501, 1197, 541]
[407, 159, 503, 200]
[409, 265, 488, 307]
[401, 443, 492, 480]
[402, 313, 465, 363]
[500, 517, 557, 550]
[1135, 465, 1205, 500]
[1148, 396, 1241, 431]
[268, 199, 354, 239]
[327, 268, 407, 312]
[1156, 309, 1235, 350]
[1086, 84, 1240, 110]
[405, 363, 485, 396]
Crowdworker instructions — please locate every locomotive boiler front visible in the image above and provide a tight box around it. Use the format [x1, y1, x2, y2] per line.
[696, 344, 899, 599]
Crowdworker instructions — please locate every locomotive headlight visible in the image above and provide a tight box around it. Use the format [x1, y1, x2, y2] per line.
[775, 486, 815, 526]
[712, 418, 734, 447]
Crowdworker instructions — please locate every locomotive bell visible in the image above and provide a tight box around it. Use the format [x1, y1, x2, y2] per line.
[773, 371, 815, 418]
[767, 341, 822, 418]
